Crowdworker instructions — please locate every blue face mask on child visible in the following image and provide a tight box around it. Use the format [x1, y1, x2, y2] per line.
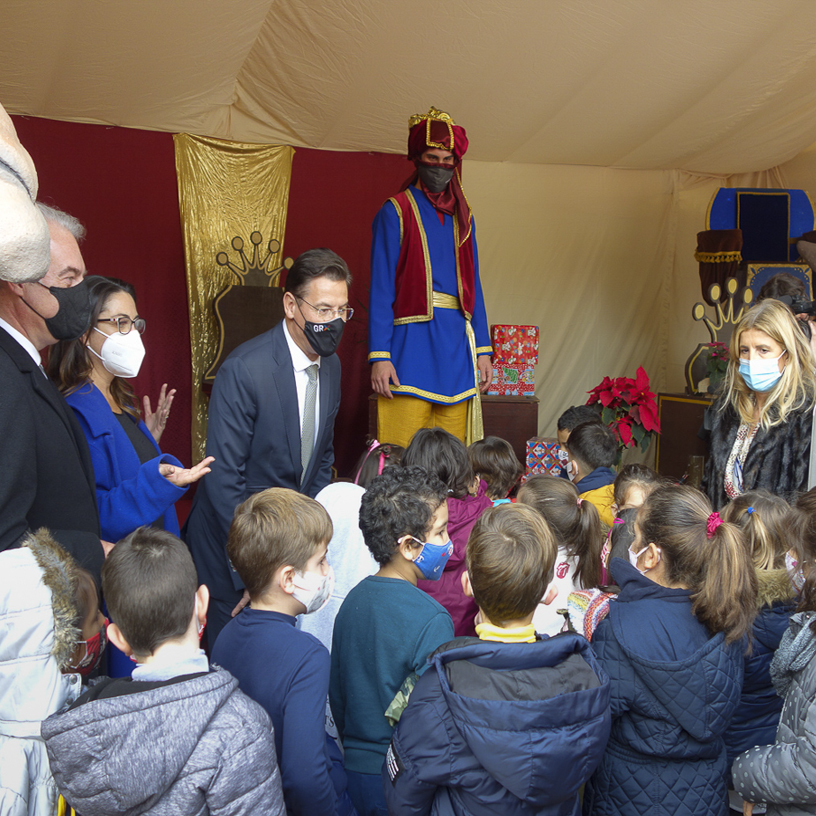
[409, 536, 453, 581]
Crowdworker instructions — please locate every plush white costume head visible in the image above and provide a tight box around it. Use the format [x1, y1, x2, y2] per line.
[0, 102, 49, 283]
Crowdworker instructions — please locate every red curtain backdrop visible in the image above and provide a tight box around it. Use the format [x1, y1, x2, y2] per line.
[12, 116, 192, 470]
[11, 115, 410, 481]
[285, 147, 410, 474]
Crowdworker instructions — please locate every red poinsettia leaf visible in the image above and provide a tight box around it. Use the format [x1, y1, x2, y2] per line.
[629, 405, 641, 424]
[635, 366, 650, 391]
[639, 401, 661, 433]
[618, 419, 633, 447]
[587, 376, 613, 403]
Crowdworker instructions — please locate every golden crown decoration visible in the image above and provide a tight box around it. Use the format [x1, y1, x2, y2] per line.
[215, 231, 292, 288]
[691, 277, 754, 343]
[408, 106, 455, 128]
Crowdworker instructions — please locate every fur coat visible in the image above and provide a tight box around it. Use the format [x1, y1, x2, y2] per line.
[703, 399, 812, 511]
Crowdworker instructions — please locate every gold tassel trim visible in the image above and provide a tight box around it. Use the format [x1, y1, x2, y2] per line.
[695, 251, 742, 264]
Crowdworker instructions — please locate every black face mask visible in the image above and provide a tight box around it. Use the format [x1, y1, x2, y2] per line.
[416, 163, 454, 193]
[23, 279, 92, 341]
[301, 315, 345, 357]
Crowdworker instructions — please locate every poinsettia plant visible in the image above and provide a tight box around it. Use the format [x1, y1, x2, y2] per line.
[586, 366, 661, 452]
[704, 342, 729, 392]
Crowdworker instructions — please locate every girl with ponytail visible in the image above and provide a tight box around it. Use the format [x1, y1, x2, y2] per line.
[583, 485, 757, 816]
[734, 488, 816, 816]
[721, 490, 797, 807]
[517, 474, 603, 635]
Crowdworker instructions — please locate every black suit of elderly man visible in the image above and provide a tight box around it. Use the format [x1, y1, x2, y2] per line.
[0, 104, 104, 583]
[184, 248, 352, 642]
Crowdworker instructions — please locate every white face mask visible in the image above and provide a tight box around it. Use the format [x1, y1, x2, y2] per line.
[292, 566, 334, 614]
[786, 550, 805, 594]
[629, 544, 660, 575]
[558, 450, 577, 481]
[89, 327, 145, 378]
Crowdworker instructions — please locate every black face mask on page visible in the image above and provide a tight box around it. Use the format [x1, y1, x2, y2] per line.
[416, 163, 454, 193]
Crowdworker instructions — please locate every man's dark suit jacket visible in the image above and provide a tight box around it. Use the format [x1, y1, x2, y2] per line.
[184, 321, 341, 610]
[0, 327, 103, 582]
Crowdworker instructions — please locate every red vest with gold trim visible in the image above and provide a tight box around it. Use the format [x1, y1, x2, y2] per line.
[389, 189, 476, 322]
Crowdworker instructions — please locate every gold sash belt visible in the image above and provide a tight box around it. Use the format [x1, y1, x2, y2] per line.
[432, 291, 484, 444]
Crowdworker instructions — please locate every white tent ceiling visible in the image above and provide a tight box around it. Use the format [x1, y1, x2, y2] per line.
[5, 0, 816, 174]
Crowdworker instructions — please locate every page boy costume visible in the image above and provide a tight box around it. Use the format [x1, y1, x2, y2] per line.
[369, 107, 492, 446]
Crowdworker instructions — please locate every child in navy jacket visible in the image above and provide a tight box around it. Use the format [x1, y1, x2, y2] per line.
[212, 488, 354, 816]
[584, 485, 757, 816]
[383, 503, 612, 815]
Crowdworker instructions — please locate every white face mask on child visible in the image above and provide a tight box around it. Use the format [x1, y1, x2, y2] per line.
[629, 545, 660, 575]
[292, 566, 335, 614]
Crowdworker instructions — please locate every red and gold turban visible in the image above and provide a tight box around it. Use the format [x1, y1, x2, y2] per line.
[400, 107, 472, 245]
[407, 107, 469, 162]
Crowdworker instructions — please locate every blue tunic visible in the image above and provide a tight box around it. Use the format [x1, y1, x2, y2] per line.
[369, 186, 492, 404]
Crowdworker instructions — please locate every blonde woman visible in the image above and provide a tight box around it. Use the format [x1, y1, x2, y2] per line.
[703, 298, 816, 510]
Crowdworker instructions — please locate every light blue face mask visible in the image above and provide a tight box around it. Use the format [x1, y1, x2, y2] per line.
[738, 353, 785, 392]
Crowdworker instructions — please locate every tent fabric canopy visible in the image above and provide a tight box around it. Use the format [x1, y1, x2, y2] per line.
[5, 1, 816, 174]
[10, 2, 816, 469]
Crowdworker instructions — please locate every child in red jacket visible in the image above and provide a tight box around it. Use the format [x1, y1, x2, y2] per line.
[403, 427, 492, 636]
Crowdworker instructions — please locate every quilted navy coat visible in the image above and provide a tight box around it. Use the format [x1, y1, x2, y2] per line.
[732, 611, 816, 815]
[382, 633, 611, 816]
[724, 569, 796, 778]
[583, 559, 744, 816]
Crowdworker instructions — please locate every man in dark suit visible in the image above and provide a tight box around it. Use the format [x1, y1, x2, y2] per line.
[0, 185, 105, 580]
[184, 248, 352, 641]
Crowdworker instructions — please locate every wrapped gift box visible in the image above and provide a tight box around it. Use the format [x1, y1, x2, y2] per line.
[525, 436, 563, 478]
[491, 324, 539, 366]
[488, 364, 535, 396]
[488, 325, 538, 395]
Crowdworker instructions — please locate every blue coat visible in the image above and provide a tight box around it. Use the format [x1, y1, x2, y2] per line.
[382, 633, 611, 816]
[724, 568, 796, 776]
[583, 559, 744, 816]
[65, 382, 185, 540]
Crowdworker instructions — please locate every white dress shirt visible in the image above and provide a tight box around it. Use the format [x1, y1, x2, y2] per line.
[283, 320, 320, 444]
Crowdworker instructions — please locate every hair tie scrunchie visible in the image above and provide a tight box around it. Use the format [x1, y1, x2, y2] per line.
[576, 497, 583, 507]
[706, 511, 723, 539]
[613, 516, 625, 525]
[746, 506, 754, 515]
[354, 439, 382, 485]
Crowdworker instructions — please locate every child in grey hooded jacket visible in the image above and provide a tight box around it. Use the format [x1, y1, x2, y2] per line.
[42, 527, 286, 816]
[733, 489, 816, 816]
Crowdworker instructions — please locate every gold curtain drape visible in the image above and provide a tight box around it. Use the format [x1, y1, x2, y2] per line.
[174, 134, 294, 460]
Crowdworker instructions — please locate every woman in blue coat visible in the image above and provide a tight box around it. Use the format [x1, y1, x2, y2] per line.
[583, 485, 758, 816]
[48, 276, 212, 542]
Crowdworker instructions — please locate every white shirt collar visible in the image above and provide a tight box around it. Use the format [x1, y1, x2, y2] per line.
[0, 316, 42, 366]
[283, 319, 321, 373]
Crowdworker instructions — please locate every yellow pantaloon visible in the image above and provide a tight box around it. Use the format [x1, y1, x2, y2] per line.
[376, 395, 468, 449]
